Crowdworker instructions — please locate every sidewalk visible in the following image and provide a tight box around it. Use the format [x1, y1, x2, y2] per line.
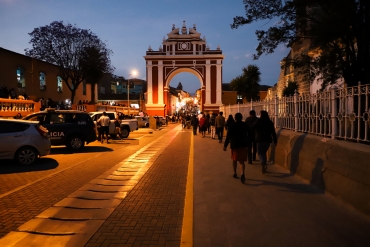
[193, 132, 370, 247]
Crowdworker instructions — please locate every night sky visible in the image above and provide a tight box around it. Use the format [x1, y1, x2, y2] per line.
[0, 0, 289, 94]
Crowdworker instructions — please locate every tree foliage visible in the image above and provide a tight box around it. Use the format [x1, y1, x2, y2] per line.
[230, 65, 261, 102]
[231, 0, 370, 88]
[282, 80, 299, 97]
[25, 21, 114, 103]
[80, 46, 113, 103]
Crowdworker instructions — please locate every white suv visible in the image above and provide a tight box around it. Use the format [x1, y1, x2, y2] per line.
[0, 119, 51, 165]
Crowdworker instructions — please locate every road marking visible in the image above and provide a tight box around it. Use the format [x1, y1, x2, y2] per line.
[181, 132, 193, 247]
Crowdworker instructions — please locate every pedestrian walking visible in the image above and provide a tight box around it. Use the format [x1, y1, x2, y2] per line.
[251, 110, 277, 174]
[245, 110, 258, 164]
[215, 111, 226, 143]
[114, 117, 122, 139]
[97, 111, 110, 144]
[199, 114, 208, 137]
[223, 113, 249, 183]
[206, 113, 211, 134]
[190, 114, 199, 135]
[209, 113, 217, 139]
[225, 114, 234, 131]
[198, 112, 204, 134]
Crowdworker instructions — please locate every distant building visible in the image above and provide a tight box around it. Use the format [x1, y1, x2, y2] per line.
[221, 83, 271, 106]
[97, 74, 147, 111]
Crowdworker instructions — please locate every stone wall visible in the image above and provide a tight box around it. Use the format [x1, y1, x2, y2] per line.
[269, 129, 370, 216]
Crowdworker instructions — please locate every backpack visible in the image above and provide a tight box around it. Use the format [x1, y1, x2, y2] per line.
[210, 116, 216, 125]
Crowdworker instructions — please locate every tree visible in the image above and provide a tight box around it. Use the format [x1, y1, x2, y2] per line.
[231, 0, 370, 88]
[80, 46, 114, 103]
[25, 21, 114, 103]
[230, 65, 261, 102]
[282, 80, 299, 97]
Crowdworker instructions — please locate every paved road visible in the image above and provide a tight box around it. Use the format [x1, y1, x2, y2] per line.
[0, 128, 157, 238]
[1, 123, 370, 247]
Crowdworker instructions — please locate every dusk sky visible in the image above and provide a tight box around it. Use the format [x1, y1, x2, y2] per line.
[0, 0, 289, 94]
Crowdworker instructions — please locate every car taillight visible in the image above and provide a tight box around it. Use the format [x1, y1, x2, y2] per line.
[35, 125, 49, 140]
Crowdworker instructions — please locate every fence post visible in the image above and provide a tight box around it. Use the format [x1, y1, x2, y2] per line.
[274, 94, 279, 127]
[238, 102, 240, 113]
[294, 90, 299, 132]
[330, 86, 337, 139]
[251, 98, 253, 112]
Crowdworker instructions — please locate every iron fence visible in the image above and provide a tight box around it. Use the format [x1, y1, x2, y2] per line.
[220, 83, 370, 143]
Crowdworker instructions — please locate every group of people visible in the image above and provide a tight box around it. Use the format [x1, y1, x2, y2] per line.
[223, 110, 277, 183]
[189, 112, 228, 142]
[188, 110, 277, 184]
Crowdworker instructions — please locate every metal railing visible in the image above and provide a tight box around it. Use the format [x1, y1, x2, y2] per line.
[220, 83, 370, 143]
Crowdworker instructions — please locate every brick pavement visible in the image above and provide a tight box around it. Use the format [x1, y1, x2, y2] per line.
[85, 129, 190, 247]
[0, 133, 156, 238]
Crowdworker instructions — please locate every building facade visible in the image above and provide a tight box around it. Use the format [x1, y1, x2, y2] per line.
[0, 48, 91, 104]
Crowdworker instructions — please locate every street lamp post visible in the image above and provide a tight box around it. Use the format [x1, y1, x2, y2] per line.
[127, 77, 130, 116]
[127, 71, 137, 116]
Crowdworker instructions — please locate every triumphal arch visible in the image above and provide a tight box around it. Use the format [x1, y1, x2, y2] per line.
[144, 21, 224, 116]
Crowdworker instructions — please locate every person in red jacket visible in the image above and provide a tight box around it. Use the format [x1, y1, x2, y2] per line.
[223, 113, 250, 183]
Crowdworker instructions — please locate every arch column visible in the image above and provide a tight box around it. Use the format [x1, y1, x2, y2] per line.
[216, 60, 222, 104]
[157, 61, 164, 104]
[205, 60, 211, 104]
[147, 62, 153, 104]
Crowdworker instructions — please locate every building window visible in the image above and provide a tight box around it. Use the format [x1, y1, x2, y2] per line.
[16, 67, 25, 88]
[57, 76, 63, 93]
[237, 95, 242, 100]
[40, 72, 46, 90]
[83, 81, 86, 95]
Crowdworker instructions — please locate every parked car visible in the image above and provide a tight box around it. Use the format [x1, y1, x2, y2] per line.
[89, 111, 138, 138]
[135, 116, 149, 128]
[23, 109, 96, 151]
[0, 119, 51, 165]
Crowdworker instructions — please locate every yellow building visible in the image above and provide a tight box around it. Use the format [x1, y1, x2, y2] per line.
[0, 48, 91, 103]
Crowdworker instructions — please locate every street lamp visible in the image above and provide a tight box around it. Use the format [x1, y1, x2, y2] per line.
[127, 71, 137, 115]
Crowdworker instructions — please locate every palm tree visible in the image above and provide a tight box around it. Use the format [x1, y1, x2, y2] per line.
[230, 65, 261, 102]
[80, 46, 114, 103]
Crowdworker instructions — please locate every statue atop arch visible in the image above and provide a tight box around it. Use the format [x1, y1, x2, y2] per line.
[167, 20, 201, 39]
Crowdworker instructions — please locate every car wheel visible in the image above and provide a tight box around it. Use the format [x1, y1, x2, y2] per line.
[67, 136, 85, 151]
[15, 147, 38, 165]
[120, 128, 130, 138]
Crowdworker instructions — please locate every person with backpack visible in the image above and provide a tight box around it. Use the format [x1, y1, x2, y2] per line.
[223, 113, 250, 183]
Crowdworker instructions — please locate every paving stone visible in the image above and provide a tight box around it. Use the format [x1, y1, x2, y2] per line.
[54, 198, 122, 208]
[68, 190, 127, 200]
[78, 184, 134, 192]
[37, 207, 114, 220]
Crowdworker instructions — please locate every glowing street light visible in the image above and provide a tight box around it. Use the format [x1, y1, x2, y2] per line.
[128, 71, 137, 115]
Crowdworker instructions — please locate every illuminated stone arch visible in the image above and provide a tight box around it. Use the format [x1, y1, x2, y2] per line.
[144, 20, 224, 116]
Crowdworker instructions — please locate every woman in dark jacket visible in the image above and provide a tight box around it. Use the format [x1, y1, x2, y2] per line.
[252, 110, 277, 174]
[190, 114, 199, 136]
[225, 114, 234, 131]
[223, 113, 249, 183]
